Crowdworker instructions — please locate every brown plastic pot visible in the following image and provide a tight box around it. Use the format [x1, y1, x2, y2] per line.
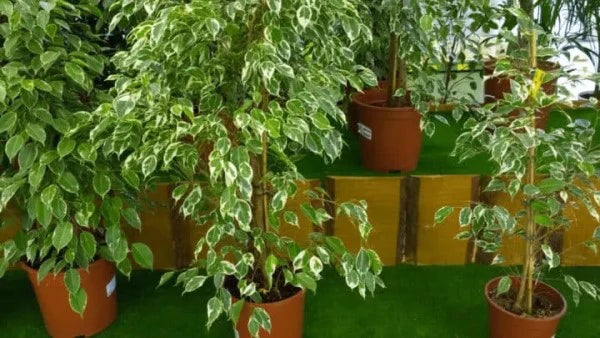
[484, 59, 559, 104]
[20, 259, 118, 338]
[485, 276, 567, 338]
[353, 86, 422, 173]
[234, 289, 305, 338]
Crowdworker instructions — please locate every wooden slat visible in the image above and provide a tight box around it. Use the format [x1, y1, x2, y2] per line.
[416, 175, 472, 265]
[397, 177, 419, 264]
[327, 176, 402, 266]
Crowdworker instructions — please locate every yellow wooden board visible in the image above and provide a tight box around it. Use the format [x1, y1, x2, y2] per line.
[127, 184, 177, 270]
[416, 176, 472, 265]
[328, 176, 401, 266]
[562, 178, 600, 266]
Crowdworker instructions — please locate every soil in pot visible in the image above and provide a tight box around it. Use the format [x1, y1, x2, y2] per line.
[485, 276, 567, 338]
[21, 259, 118, 338]
[353, 87, 422, 173]
[226, 271, 305, 338]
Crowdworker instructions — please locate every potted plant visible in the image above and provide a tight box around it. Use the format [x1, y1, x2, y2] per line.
[484, 0, 562, 109]
[0, 2, 153, 337]
[101, 1, 384, 337]
[352, 0, 463, 173]
[436, 9, 600, 338]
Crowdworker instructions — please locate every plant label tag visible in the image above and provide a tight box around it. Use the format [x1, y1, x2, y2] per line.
[106, 275, 116, 297]
[357, 123, 372, 140]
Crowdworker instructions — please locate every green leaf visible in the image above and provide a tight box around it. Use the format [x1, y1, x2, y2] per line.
[57, 138, 76, 157]
[40, 51, 60, 68]
[538, 178, 566, 194]
[0, 112, 17, 133]
[37, 258, 56, 283]
[295, 272, 316, 292]
[206, 297, 223, 328]
[52, 221, 74, 251]
[496, 276, 512, 297]
[296, 6, 312, 28]
[264, 254, 278, 289]
[79, 232, 97, 261]
[122, 208, 141, 230]
[131, 243, 153, 270]
[5, 134, 24, 160]
[267, 0, 281, 13]
[93, 173, 111, 197]
[69, 288, 87, 316]
[183, 275, 208, 294]
[142, 155, 157, 178]
[64, 62, 86, 88]
[434, 206, 454, 225]
[419, 14, 434, 31]
[41, 184, 58, 206]
[231, 299, 245, 325]
[26, 123, 46, 144]
[64, 269, 80, 294]
[58, 172, 79, 193]
[284, 211, 299, 227]
[158, 271, 176, 288]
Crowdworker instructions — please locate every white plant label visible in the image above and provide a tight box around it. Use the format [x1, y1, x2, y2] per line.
[106, 275, 116, 297]
[357, 123, 372, 140]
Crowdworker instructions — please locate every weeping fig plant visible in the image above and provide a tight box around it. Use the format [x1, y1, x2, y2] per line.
[99, 0, 384, 335]
[0, 0, 153, 315]
[436, 8, 600, 315]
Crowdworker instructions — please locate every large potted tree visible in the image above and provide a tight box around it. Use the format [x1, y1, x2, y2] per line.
[436, 9, 600, 338]
[0, 2, 152, 337]
[100, 1, 384, 337]
[352, 0, 456, 173]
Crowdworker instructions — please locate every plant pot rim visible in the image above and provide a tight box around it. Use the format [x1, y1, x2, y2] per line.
[484, 276, 567, 322]
[19, 258, 109, 276]
[352, 87, 417, 113]
[233, 288, 305, 307]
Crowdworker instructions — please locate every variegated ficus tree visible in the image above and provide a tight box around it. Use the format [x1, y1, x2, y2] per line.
[101, 0, 383, 335]
[436, 8, 600, 316]
[0, 0, 153, 315]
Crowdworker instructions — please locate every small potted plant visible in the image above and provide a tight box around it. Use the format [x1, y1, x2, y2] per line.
[101, 1, 384, 337]
[436, 9, 600, 338]
[353, 0, 466, 173]
[0, 2, 152, 337]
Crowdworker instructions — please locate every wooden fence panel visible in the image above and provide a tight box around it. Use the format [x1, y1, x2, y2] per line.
[416, 176, 474, 265]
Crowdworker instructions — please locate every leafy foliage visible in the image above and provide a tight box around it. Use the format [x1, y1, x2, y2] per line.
[436, 8, 600, 313]
[101, 0, 383, 335]
[0, 0, 152, 314]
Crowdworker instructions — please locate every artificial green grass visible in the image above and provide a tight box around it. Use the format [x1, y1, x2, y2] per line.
[1, 265, 598, 337]
[298, 108, 600, 179]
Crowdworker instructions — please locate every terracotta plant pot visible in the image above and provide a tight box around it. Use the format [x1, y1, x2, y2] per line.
[353, 86, 422, 172]
[484, 60, 557, 129]
[21, 259, 118, 338]
[484, 59, 559, 104]
[234, 289, 305, 338]
[485, 276, 567, 338]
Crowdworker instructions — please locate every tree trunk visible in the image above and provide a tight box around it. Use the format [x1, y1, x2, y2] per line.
[387, 33, 399, 107]
[514, 28, 538, 315]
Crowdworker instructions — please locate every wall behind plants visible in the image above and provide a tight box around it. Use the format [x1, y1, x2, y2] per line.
[4, 175, 596, 269]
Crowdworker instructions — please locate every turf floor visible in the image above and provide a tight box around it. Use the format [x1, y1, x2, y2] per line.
[298, 108, 600, 179]
[1, 265, 598, 337]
